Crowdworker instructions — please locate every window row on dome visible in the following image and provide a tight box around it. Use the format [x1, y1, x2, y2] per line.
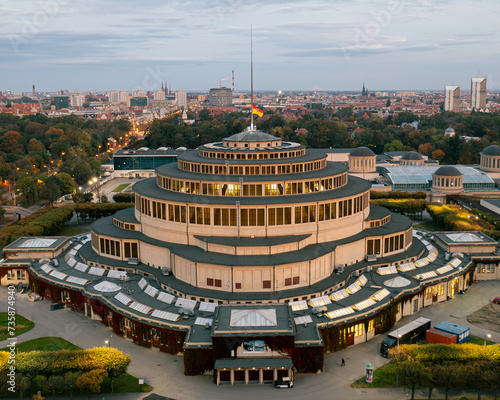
[92, 232, 139, 259]
[113, 218, 137, 231]
[369, 215, 391, 228]
[198, 148, 305, 159]
[366, 229, 412, 255]
[158, 174, 347, 197]
[135, 192, 368, 227]
[177, 158, 326, 175]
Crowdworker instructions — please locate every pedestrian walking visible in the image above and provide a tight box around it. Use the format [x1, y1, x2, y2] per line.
[341, 358, 345, 367]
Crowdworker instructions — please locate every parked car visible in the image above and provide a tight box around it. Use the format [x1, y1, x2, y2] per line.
[275, 377, 293, 388]
[493, 297, 500, 305]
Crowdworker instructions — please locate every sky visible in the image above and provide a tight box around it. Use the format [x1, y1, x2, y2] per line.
[1, 0, 499, 93]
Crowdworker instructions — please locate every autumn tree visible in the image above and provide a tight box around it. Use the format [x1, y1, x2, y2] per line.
[75, 369, 107, 400]
[432, 149, 445, 162]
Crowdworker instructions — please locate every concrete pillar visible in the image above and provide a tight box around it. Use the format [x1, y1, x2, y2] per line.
[288, 367, 293, 379]
[244, 369, 249, 385]
[273, 368, 278, 382]
[259, 369, 263, 384]
[217, 370, 220, 385]
[230, 369, 234, 385]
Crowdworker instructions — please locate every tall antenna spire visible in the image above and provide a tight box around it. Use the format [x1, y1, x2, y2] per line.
[250, 25, 255, 131]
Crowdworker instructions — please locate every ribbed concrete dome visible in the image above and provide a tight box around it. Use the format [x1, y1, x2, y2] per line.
[401, 151, 424, 161]
[434, 166, 462, 177]
[350, 147, 375, 157]
[481, 145, 500, 156]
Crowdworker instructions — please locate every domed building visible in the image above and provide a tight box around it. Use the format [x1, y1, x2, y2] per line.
[431, 166, 463, 202]
[480, 145, 500, 174]
[400, 151, 425, 166]
[348, 147, 378, 180]
[444, 126, 456, 137]
[21, 127, 496, 385]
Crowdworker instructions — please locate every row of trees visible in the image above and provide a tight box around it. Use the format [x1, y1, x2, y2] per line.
[427, 204, 492, 232]
[390, 344, 500, 400]
[0, 114, 129, 187]
[134, 109, 500, 169]
[0, 206, 73, 249]
[73, 203, 134, 223]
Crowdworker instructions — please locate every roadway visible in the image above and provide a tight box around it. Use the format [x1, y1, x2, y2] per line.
[0, 281, 499, 400]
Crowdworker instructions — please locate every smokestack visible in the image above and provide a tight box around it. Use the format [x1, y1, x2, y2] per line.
[232, 70, 235, 93]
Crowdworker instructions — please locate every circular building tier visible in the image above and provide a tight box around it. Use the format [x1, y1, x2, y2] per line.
[87, 128, 415, 297]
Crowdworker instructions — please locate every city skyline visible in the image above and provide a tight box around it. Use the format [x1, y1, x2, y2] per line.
[1, 0, 499, 92]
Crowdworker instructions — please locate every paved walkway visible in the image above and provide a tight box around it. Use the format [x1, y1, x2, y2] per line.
[1, 281, 499, 400]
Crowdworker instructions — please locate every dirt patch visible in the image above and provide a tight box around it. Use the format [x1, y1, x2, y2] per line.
[467, 303, 500, 333]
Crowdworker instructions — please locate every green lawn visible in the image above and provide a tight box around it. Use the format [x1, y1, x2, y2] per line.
[51, 225, 90, 236]
[101, 373, 152, 393]
[413, 220, 445, 232]
[112, 183, 130, 192]
[468, 335, 496, 346]
[0, 313, 34, 341]
[1, 336, 80, 352]
[352, 360, 397, 388]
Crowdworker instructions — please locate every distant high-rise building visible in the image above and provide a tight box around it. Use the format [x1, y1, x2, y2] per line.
[176, 89, 187, 109]
[133, 89, 146, 98]
[444, 85, 460, 111]
[119, 90, 129, 104]
[208, 87, 232, 107]
[70, 91, 85, 107]
[471, 77, 487, 110]
[154, 89, 166, 101]
[32, 84, 36, 97]
[108, 89, 120, 103]
[53, 95, 70, 110]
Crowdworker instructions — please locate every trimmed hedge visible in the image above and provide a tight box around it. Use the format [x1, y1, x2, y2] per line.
[73, 203, 134, 222]
[0, 206, 74, 250]
[370, 191, 427, 200]
[370, 199, 428, 215]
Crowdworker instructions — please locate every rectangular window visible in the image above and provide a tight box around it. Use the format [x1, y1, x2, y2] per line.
[241, 209, 248, 226]
[257, 209, 265, 226]
[124, 243, 131, 258]
[235, 283, 242, 289]
[293, 276, 300, 285]
[214, 279, 222, 288]
[295, 207, 301, 224]
[204, 208, 210, 225]
[207, 278, 214, 286]
[268, 208, 276, 226]
[131, 243, 138, 258]
[285, 278, 292, 286]
[214, 209, 221, 226]
[263, 280, 271, 289]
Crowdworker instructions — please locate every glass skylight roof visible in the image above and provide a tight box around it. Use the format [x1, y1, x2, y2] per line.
[49, 270, 67, 280]
[144, 285, 159, 298]
[88, 267, 105, 276]
[40, 264, 53, 274]
[20, 238, 57, 248]
[308, 295, 332, 308]
[377, 266, 398, 275]
[446, 233, 483, 242]
[330, 289, 349, 301]
[289, 300, 308, 311]
[151, 309, 180, 322]
[107, 270, 127, 279]
[157, 291, 175, 304]
[357, 274, 368, 286]
[294, 315, 313, 325]
[347, 282, 361, 294]
[414, 271, 438, 280]
[398, 262, 416, 272]
[138, 278, 148, 290]
[129, 301, 152, 314]
[325, 307, 354, 319]
[372, 288, 391, 301]
[66, 276, 88, 285]
[436, 265, 454, 274]
[114, 292, 133, 305]
[384, 276, 412, 288]
[199, 302, 218, 313]
[352, 298, 377, 311]
[195, 317, 213, 326]
[229, 309, 277, 327]
[175, 298, 197, 310]
[74, 262, 88, 273]
[94, 281, 121, 292]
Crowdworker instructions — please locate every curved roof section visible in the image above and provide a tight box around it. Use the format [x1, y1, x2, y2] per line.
[384, 276, 411, 288]
[133, 175, 371, 206]
[401, 151, 424, 161]
[350, 147, 376, 157]
[175, 148, 326, 165]
[481, 145, 500, 156]
[157, 161, 348, 183]
[433, 166, 462, 177]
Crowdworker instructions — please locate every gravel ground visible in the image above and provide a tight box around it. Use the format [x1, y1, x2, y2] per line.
[467, 302, 500, 335]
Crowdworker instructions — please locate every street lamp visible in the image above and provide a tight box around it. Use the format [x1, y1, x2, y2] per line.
[105, 335, 112, 348]
[483, 329, 491, 350]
